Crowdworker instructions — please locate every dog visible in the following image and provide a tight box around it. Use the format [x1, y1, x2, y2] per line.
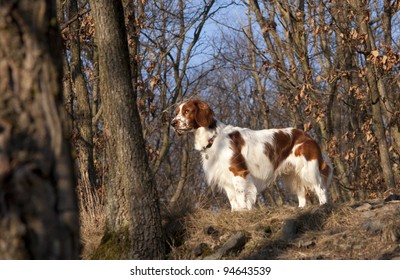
[171, 99, 333, 211]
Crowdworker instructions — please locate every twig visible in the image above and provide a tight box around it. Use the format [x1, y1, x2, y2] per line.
[60, 8, 91, 31]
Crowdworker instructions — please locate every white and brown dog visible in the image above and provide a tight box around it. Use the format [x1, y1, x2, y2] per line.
[171, 99, 333, 211]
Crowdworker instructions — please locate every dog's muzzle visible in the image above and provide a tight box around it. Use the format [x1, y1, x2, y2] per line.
[171, 119, 179, 129]
[171, 119, 192, 135]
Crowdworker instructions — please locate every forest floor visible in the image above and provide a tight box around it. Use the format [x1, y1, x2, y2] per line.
[165, 199, 400, 260]
[80, 195, 400, 260]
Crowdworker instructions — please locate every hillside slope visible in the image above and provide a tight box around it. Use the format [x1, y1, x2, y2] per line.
[168, 201, 400, 260]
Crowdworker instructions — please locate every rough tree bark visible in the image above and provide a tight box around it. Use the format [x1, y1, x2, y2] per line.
[0, 0, 80, 259]
[65, 0, 97, 191]
[89, 0, 165, 259]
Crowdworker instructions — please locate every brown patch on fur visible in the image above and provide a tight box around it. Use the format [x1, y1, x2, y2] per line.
[181, 99, 214, 128]
[292, 129, 331, 176]
[274, 130, 294, 168]
[195, 100, 214, 127]
[294, 138, 319, 161]
[264, 130, 297, 170]
[180, 101, 199, 129]
[208, 118, 217, 130]
[228, 131, 249, 178]
[264, 129, 328, 173]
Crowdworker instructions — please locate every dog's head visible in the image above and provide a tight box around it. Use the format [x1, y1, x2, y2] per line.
[171, 99, 214, 136]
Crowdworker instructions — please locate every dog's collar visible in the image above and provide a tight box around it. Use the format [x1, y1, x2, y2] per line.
[201, 133, 217, 153]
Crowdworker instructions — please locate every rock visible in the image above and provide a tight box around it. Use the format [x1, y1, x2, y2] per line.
[203, 231, 249, 260]
[361, 219, 384, 235]
[296, 240, 316, 248]
[355, 203, 372, 212]
[204, 226, 219, 236]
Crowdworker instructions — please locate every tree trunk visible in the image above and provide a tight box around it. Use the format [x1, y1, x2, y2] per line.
[65, 0, 97, 191]
[89, 0, 165, 259]
[249, 0, 304, 128]
[350, 0, 395, 190]
[0, 0, 79, 259]
[247, 9, 270, 129]
[169, 141, 189, 209]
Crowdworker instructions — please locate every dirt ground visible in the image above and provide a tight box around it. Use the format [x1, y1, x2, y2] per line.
[167, 200, 400, 260]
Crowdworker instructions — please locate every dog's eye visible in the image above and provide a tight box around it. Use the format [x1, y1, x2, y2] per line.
[184, 109, 189, 114]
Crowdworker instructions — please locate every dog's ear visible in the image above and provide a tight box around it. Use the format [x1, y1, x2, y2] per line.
[195, 100, 214, 128]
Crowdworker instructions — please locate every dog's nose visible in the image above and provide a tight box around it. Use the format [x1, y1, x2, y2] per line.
[171, 119, 178, 128]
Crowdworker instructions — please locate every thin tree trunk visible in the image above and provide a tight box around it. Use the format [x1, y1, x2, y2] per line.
[380, 0, 400, 158]
[66, 0, 97, 191]
[350, 0, 395, 190]
[249, 0, 303, 128]
[169, 141, 189, 209]
[247, 9, 270, 129]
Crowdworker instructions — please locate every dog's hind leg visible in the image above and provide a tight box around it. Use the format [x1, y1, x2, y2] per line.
[282, 173, 307, 207]
[300, 159, 328, 206]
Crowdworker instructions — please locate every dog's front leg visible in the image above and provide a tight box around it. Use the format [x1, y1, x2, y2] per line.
[245, 180, 257, 210]
[224, 185, 240, 211]
[232, 176, 248, 211]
